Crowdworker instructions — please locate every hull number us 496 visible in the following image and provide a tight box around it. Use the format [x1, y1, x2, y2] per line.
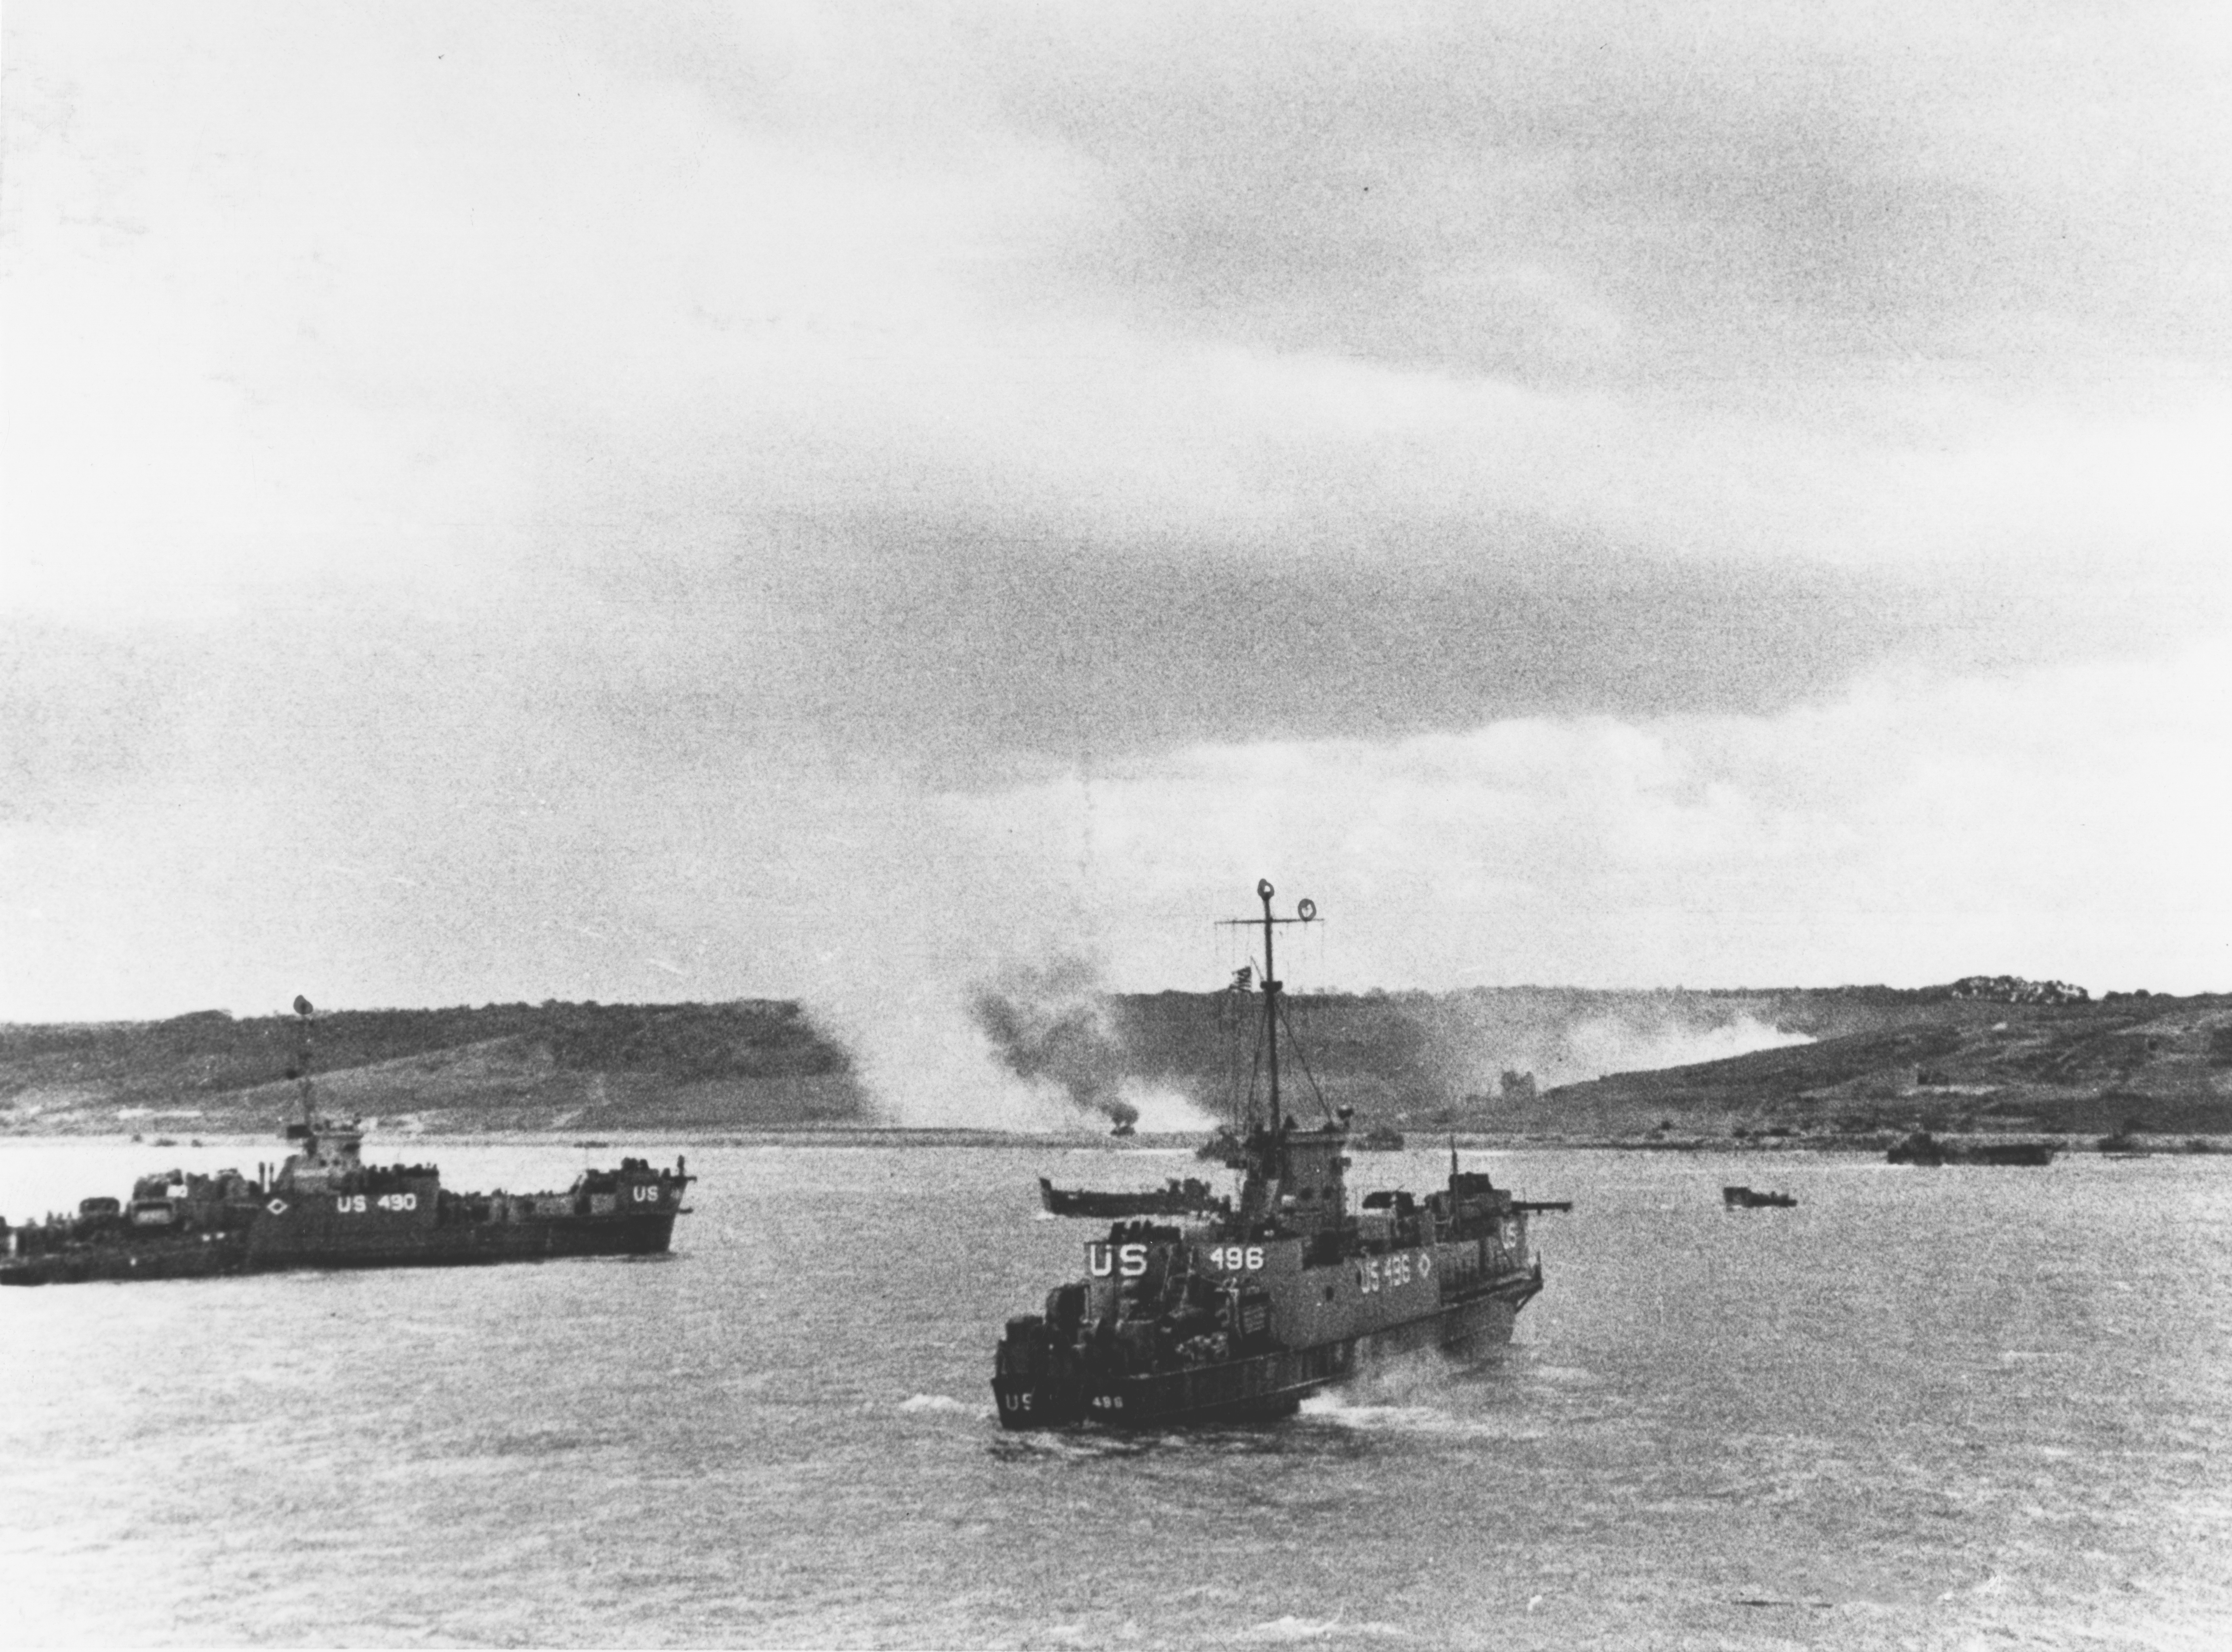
[1356, 1250, 1431, 1294]
[1208, 1245, 1266, 1271]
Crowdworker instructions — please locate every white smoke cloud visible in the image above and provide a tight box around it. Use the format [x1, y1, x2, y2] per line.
[809, 981, 1079, 1132]
[1116, 1080, 1220, 1134]
[1557, 1012, 1811, 1085]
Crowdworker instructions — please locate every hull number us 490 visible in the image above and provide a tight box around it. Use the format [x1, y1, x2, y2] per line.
[335, 1193, 418, 1214]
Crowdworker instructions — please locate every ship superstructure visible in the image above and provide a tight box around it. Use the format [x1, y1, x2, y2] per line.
[992, 882, 1565, 1428]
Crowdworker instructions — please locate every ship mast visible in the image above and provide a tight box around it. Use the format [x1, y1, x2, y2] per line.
[1221, 879, 1316, 1135]
[291, 994, 316, 1136]
[1261, 882, 1279, 1130]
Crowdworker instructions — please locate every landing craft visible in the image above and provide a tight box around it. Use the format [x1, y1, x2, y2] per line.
[1, 996, 692, 1285]
[1886, 1130, 2057, 1167]
[1722, 1185, 1797, 1209]
[1038, 1175, 1226, 1220]
[992, 881, 1569, 1428]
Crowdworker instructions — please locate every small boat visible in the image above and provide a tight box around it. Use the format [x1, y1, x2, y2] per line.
[1353, 1122, 1406, 1151]
[1722, 1185, 1796, 1209]
[1039, 1176, 1225, 1219]
[1886, 1131, 1945, 1166]
[1965, 1141, 2057, 1165]
[1887, 1131, 2057, 1167]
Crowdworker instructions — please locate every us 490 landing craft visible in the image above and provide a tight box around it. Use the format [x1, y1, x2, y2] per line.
[993, 882, 1568, 1428]
[1, 996, 691, 1286]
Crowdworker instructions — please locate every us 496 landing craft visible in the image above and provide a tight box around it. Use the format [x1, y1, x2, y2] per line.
[993, 882, 1568, 1429]
[1, 997, 691, 1286]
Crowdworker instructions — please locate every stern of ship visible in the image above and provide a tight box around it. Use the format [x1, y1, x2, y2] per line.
[992, 1314, 1086, 1429]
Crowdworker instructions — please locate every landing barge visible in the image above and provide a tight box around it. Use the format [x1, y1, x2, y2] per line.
[1887, 1131, 2057, 1167]
[1723, 1185, 1797, 1209]
[1038, 1176, 1226, 1219]
[992, 882, 1567, 1428]
[1, 997, 691, 1286]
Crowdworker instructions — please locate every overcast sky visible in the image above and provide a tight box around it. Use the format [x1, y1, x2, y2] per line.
[6, 2, 2230, 1044]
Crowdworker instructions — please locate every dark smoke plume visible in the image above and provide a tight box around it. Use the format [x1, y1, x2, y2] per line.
[969, 956, 1138, 1130]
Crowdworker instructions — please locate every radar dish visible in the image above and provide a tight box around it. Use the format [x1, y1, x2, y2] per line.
[292, 995, 314, 1017]
[1297, 899, 1316, 921]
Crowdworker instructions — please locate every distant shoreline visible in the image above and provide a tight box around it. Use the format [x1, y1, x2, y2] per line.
[11, 987, 2231, 1145]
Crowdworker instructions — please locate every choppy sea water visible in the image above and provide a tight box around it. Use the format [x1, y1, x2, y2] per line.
[2, 1139, 2228, 1649]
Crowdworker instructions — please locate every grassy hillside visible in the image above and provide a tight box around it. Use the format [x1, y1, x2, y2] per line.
[1533, 992, 2232, 1141]
[6, 984, 2226, 1141]
[0, 1001, 863, 1136]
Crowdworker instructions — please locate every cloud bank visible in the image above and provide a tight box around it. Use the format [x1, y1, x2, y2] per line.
[4, 3, 2228, 1036]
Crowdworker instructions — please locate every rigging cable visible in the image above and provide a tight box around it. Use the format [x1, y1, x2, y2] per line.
[1274, 994, 1336, 1125]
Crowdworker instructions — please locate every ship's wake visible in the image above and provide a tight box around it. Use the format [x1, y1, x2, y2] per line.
[1297, 1392, 1549, 1443]
[895, 1393, 977, 1416]
[1234, 1617, 1407, 1643]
